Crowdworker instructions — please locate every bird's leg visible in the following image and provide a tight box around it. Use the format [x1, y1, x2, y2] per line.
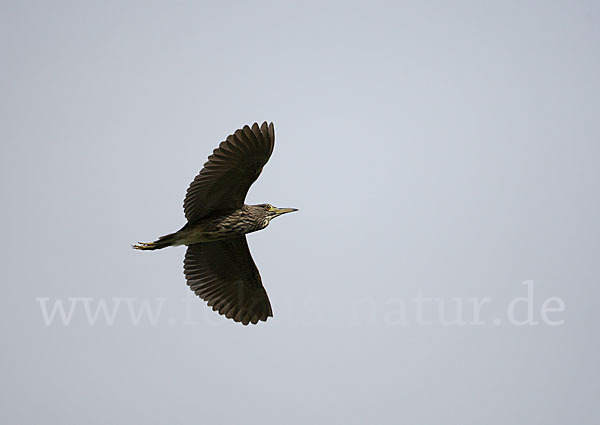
[132, 242, 157, 250]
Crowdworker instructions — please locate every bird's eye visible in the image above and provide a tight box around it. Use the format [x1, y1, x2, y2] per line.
[265, 204, 272, 210]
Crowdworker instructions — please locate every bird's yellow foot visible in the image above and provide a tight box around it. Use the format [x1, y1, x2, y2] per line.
[132, 242, 156, 250]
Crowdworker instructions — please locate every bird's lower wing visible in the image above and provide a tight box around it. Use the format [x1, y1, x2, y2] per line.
[183, 236, 272, 325]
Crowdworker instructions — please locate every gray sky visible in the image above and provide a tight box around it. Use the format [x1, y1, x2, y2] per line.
[1, 1, 599, 424]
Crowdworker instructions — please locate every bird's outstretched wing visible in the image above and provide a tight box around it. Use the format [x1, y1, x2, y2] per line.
[183, 122, 275, 223]
[183, 236, 273, 325]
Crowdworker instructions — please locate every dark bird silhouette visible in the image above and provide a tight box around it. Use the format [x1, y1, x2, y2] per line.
[133, 122, 297, 325]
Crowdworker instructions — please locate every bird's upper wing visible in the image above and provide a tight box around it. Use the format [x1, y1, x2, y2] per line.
[183, 236, 273, 325]
[183, 122, 275, 223]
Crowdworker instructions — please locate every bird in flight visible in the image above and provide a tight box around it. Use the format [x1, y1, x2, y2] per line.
[133, 122, 297, 325]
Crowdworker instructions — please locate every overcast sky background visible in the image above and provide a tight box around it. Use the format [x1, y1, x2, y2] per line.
[1, 1, 599, 424]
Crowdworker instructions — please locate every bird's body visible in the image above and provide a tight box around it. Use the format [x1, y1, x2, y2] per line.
[177, 205, 270, 244]
[133, 122, 296, 325]
[138, 204, 294, 247]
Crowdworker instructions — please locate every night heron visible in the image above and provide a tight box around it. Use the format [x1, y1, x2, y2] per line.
[133, 122, 297, 325]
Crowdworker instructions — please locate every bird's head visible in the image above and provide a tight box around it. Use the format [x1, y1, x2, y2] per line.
[251, 203, 298, 227]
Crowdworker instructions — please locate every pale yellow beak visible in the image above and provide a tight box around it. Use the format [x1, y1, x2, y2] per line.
[272, 207, 298, 216]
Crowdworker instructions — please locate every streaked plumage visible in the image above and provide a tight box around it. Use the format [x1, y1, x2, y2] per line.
[133, 122, 296, 325]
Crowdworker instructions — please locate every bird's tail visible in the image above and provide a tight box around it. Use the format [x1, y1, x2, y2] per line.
[132, 232, 178, 250]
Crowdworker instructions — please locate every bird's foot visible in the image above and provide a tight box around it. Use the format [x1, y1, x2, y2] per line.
[132, 242, 157, 250]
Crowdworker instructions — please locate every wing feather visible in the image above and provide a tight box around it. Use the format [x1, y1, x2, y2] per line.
[183, 122, 275, 223]
[183, 237, 273, 325]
